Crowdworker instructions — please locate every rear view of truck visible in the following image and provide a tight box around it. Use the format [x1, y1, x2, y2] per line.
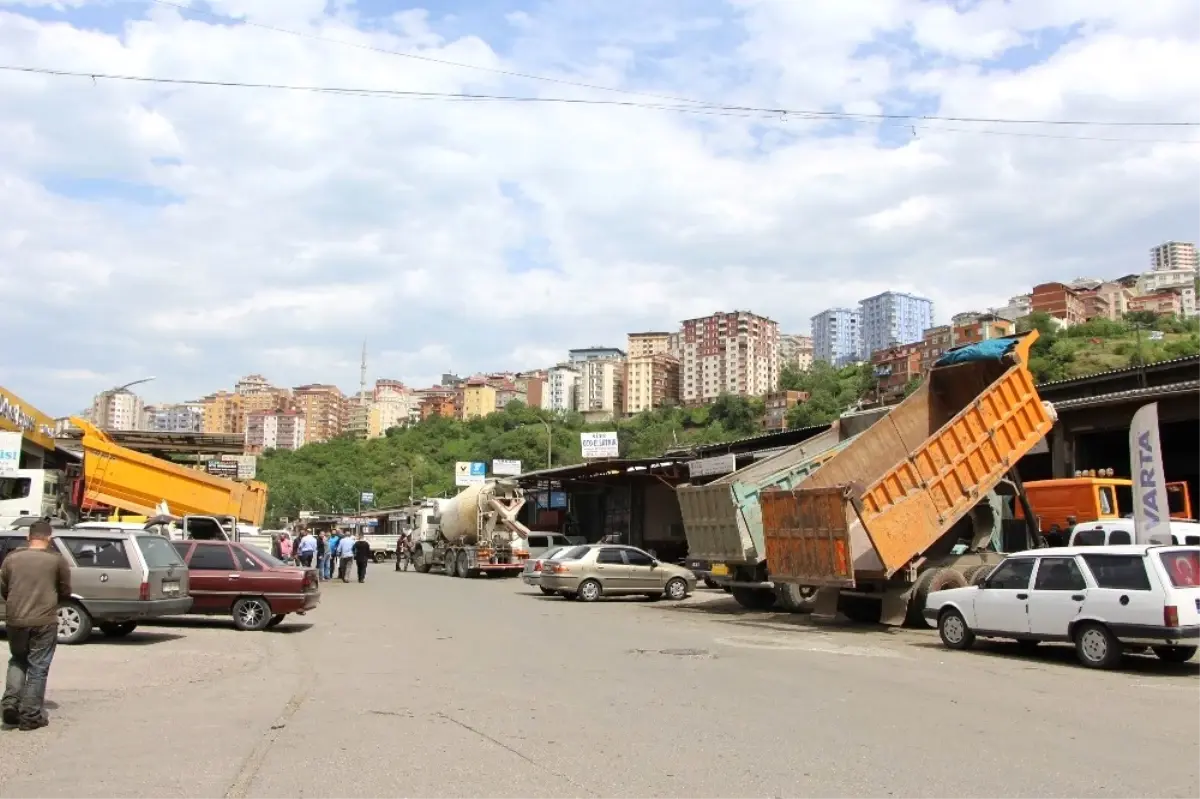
[760, 333, 1055, 625]
[676, 407, 890, 611]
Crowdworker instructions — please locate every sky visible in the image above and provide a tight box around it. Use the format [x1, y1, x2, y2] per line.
[1, 0, 1198, 416]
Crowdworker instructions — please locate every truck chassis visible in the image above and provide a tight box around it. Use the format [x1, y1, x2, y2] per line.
[411, 540, 524, 578]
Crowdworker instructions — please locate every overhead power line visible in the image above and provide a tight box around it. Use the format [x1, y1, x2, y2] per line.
[2, 65, 1197, 143]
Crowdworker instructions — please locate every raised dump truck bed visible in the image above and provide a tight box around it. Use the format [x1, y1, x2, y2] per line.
[760, 333, 1054, 624]
[71, 417, 268, 526]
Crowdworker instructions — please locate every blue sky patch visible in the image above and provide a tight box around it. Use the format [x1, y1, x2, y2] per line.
[41, 175, 183, 206]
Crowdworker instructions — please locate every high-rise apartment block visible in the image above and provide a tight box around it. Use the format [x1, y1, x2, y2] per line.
[626, 332, 672, 358]
[1138, 269, 1198, 317]
[235, 374, 291, 422]
[462, 379, 497, 419]
[568, 346, 625, 363]
[778, 334, 814, 372]
[1151, 241, 1198, 273]
[811, 308, 861, 367]
[142, 403, 203, 433]
[91, 389, 145, 431]
[545, 365, 580, 412]
[245, 410, 306, 453]
[858, 291, 934, 360]
[292, 384, 345, 444]
[577, 358, 624, 417]
[679, 311, 779, 403]
[200, 391, 244, 435]
[625, 332, 680, 414]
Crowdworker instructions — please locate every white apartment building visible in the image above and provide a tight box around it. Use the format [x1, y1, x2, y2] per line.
[991, 293, 1033, 322]
[577, 358, 624, 416]
[545, 365, 580, 412]
[142, 403, 203, 433]
[778, 334, 814, 371]
[91, 389, 144, 431]
[1138, 268, 1198, 316]
[245, 410, 306, 453]
[679, 311, 779, 403]
[1151, 241, 1198, 273]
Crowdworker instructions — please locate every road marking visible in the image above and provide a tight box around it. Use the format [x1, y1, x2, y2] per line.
[714, 635, 910, 659]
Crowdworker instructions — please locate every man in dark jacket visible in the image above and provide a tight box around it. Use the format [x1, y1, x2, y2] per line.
[352, 533, 371, 583]
[1, 520, 71, 731]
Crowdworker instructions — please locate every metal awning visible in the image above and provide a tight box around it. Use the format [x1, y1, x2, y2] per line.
[516, 457, 687, 484]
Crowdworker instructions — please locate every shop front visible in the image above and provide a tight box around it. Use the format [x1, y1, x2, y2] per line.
[0, 386, 58, 470]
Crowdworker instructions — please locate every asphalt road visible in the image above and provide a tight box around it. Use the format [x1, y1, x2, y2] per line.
[1, 567, 1197, 798]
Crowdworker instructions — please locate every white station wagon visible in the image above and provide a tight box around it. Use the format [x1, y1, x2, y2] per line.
[924, 545, 1200, 669]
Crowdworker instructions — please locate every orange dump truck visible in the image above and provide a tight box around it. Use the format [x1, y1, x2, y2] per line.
[70, 417, 267, 527]
[759, 332, 1055, 626]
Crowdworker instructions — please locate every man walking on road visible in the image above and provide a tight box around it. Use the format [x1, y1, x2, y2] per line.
[296, 529, 317, 569]
[352, 533, 372, 583]
[315, 532, 328, 581]
[1, 520, 71, 731]
[328, 531, 341, 580]
[337, 532, 356, 582]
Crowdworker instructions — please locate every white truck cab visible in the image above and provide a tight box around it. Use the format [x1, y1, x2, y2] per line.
[0, 468, 61, 529]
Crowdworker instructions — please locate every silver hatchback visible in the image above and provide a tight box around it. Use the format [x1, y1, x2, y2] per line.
[0, 529, 193, 644]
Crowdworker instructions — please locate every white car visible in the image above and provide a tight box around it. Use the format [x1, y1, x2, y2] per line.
[924, 545, 1200, 669]
[1068, 519, 1200, 547]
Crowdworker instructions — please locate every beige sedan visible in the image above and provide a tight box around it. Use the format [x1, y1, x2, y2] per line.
[538, 544, 696, 602]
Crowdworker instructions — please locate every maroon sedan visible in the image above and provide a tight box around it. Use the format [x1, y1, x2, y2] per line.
[171, 539, 321, 631]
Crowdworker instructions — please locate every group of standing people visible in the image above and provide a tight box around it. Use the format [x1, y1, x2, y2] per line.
[270, 529, 372, 583]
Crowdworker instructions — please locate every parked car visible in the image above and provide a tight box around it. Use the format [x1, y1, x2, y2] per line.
[1068, 519, 1200, 547]
[521, 545, 571, 594]
[683, 556, 723, 589]
[925, 544, 1200, 669]
[539, 544, 696, 603]
[0, 528, 192, 644]
[171, 539, 320, 631]
[518, 533, 577, 561]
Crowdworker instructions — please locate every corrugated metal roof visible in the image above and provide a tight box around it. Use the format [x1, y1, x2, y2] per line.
[1052, 380, 1200, 410]
[516, 457, 684, 483]
[1036, 355, 1199, 389]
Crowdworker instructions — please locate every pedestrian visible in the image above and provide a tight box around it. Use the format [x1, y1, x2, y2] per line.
[394, 532, 411, 572]
[297, 529, 317, 569]
[315, 532, 328, 581]
[353, 533, 372, 583]
[279, 532, 293, 564]
[337, 532, 356, 582]
[1, 520, 71, 731]
[328, 530, 341, 581]
[270, 532, 283, 561]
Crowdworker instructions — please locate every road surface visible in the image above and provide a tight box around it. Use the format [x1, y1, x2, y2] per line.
[1, 568, 1196, 798]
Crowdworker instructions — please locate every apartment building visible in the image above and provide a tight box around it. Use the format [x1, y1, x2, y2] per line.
[763, 390, 809, 432]
[1151, 241, 1198, 273]
[200, 391, 244, 435]
[679, 311, 779, 403]
[366, 380, 414, 437]
[624, 353, 680, 415]
[91, 389, 144, 431]
[515, 371, 546, 409]
[576, 358, 624, 418]
[234, 374, 292, 423]
[292, 384, 346, 444]
[859, 291, 934, 359]
[1129, 289, 1185, 316]
[811, 308, 860, 367]
[345, 393, 371, 440]
[991, 293, 1032, 322]
[1139, 268, 1197, 316]
[919, 325, 953, 373]
[951, 313, 1013, 345]
[568, 346, 626, 363]
[1030, 282, 1086, 326]
[778, 334, 814, 371]
[462, 379, 497, 419]
[545, 365, 580, 411]
[626, 332, 672, 358]
[142, 403, 203, 433]
[872, 343, 923, 400]
[416, 387, 457, 420]
[245, 410, 306, 453]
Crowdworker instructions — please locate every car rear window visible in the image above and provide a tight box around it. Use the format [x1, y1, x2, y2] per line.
[1072, 528, 1106, 547]
[62, 538, 131, 569]
[242, 544, 285, 568]
[1081, 554, 1151, 591]
[1159, 551, 1200, 588]
[559, 546, 592, 560]
[137, 535, 186, 568]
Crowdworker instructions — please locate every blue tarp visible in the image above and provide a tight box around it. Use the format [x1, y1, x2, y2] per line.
[934, 337, 1017, 367]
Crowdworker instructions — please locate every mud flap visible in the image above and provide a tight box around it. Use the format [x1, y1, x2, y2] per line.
[880, 587, 913, 627]
[810, 586, 840, 623]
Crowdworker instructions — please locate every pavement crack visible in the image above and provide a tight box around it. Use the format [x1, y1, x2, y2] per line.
[435, 712, 598, 797]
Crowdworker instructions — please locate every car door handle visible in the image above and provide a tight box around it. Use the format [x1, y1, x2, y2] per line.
[1071, 594, 1085, 601]
[228, 573, 240, 579]
[1016, 593, 1028, 600]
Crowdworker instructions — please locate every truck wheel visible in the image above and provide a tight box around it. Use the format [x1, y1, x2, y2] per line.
[444, 550, 458, 577]
[373, 550, 387, 564]
[906, 567, 969, 627]
[703, 577, 720, 589]
[1074, 622, 1121, 669]
[232, 597, 273, 632]
[456, 551, 473, 578]
[731, 587, 777, 611]
[57, 601, 93, 645]
[412, 548, 431, 573]
[963, 564, 995, 585]
[577, 579, 602, 602]
[938, 608, 975, 650]
[775, 583, 817, 613]
[1152, 645, 1197, 663]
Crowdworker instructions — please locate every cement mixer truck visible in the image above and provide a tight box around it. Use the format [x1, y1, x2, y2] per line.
[411, 479, 531, 578]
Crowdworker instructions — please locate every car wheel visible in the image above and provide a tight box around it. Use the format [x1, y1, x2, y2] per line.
[266, 614, 286, 629]
[232, 597, 273, 631]
[373, 550, 386, 564]
[665, 577, 689, 601]
[703, 577, 720, 589]
[98, 621, 137, 638]
[1074, 622, 1121, 669]
[1152, 645, 1197, 663]
[539, 587, 557, 596]
[577, 579, 602, 602]
[937, 608, 975, 650]
[57, 601, 93, 645]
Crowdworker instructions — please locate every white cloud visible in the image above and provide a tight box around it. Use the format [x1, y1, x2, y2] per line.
[0, 0, 1197, 416]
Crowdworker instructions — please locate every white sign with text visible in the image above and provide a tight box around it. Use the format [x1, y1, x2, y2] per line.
[492, 459, 522, 476]
[580, 432, 619, 459]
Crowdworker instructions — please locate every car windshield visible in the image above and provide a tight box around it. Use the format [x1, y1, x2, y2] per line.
[559, 545, 592, 560]
[137, 535, 186, 568]
[242, 543, 287, 568]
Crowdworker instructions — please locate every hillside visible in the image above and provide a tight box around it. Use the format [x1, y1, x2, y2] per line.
[1020, 312, 1199, 382]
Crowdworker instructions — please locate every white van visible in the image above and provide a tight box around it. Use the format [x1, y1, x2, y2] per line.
[1069, 519, 1200, 547]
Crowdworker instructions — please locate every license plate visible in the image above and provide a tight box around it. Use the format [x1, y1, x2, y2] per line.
[710, 563, 729, 576]
[162, 581, 180, 596]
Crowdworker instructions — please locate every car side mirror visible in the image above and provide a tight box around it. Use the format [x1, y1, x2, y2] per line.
[650, 560, 659, 568]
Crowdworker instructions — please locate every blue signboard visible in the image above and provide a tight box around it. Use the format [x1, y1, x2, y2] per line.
[550, 491, 567, 509]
